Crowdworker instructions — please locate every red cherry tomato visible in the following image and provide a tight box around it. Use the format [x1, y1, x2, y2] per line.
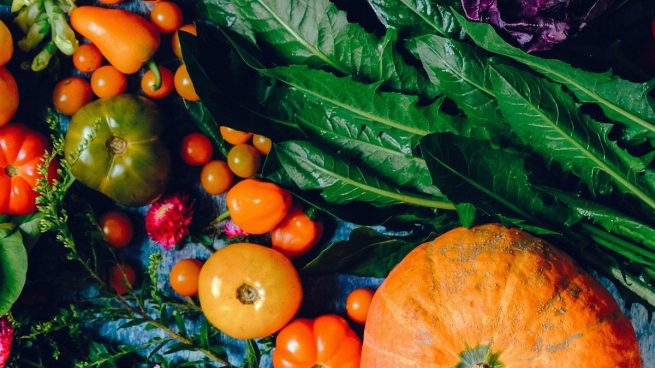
[52, 77, 93, 116]
[73, 43, 103, 73]
[180, 132, 213, 165]
[271, 206, 323, 259]
[109, 263, 136, 295]
[169, 258, 203, 296]
[346, 288, 375, 324]
[141, 66, 174, 99]
[99, 211, 134, 248]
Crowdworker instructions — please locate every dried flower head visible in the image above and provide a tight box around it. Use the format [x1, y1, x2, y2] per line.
[145, 194, 194, 250]
[0, 316, 14, 368]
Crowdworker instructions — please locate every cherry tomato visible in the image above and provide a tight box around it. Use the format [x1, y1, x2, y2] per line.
[201, 160, 233, 195]
[52, 77, 93, 116]
[346, 288, 375, 324]
[198, 243, 302, 339]
[172, 23, 197, 59]
[73, 43, 103, 73]
[227, 144, 260, 178]
[98, 0, 124, 4]
[0, 20, 13, 66]
[272, 315, 362, 368]
[91, 65, 127, 98]
[141, 66, 174, 99]
[0, 67, 18, 127]
[252, 134, 272, 155]
[169, 258, 203, 296]
[272, 206, 323, 259]
[109, 263, 136, 295]
[150, 1, 183, 34]
[180, 132, 213, 165]
[174, 64, 200, 101]
[99, 211, 134, 248]
[219, 126, 252, 145]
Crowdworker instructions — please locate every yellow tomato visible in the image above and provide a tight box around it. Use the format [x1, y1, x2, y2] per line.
[198, 243, 303, 339]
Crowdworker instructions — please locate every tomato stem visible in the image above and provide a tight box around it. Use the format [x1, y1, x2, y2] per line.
[4, 164, 18, 177]
[147, 59, 162, 91]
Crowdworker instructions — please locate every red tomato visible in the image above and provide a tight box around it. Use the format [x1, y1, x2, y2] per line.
[169, 258, 203, 296]
[73, 43, 104, 73]
[99, 211, 133, 248]
[0, 124, 59, 215]
[346, 288, 375, 324]
[273, 315, 361, 368]
[109, 263, 136, 295]
[271, 206, 323, 259]
[180, 132, 213, 165]
[52, 77, 93, 116]
[141, 66, 174, 99]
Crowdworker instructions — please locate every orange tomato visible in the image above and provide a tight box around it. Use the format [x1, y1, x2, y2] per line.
[91, 65, 127, 98]
[99, 211, 133, 249]
[219, 126, 252, 145]
[52, 77, 93, 116]
[198, 243, 302, 339]
[346, 288, 375, 324]
[272, 315, 362, 368]
[109, 263, 136, 295]
[169, 258, 203, 296]
[0, 20, 13, 66]
[200, 160, 233, 195]
[0, 67, 18, 127]
[98, 0, 124, 4]
[227, 144, 260, 178]
[226, 179, 292, 234]
[141, 66, 174, 99]
[174, 64, 199, 101]
[252, 134, 272, 155]
[73, 43, 104, 73]
[172, 23, 197, 59]
[150, 1, 183, 34]
[271, 205, 323, 259]
[180, 132, 213, 166]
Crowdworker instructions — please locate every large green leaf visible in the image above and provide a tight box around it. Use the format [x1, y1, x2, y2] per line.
[366, 0, 463, 38]
[197, 0, 438, 97]
[454, 12, 655, 140]
[0, 230, 28, 315]
[276, 141, 454, 210]
[408, 35, 509, 142]
[185, 101, 230, 157]
[489, 63, 655, 210]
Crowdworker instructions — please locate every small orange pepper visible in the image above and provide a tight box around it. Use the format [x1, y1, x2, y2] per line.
[271, 205, 323, 259]
[70, 6, 160, 74]
[226, 179, 292, 234]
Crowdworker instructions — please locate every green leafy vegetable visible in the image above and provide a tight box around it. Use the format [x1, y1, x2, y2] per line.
[367, 0, 463, 38]
[0, 230, 28, 315]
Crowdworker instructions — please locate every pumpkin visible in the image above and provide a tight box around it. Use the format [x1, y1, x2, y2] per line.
[361, 224, 641, 368]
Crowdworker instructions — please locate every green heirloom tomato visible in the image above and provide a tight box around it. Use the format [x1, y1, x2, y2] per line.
[64, 95, 170, 206]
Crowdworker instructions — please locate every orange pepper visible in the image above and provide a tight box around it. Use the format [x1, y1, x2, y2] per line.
[70, 6, 160, 74]
[271, 205, 323, 259]
[226, 179, 292, 234]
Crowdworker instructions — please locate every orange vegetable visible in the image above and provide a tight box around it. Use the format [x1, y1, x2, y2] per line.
[52, 77, 92, 116]
[361, 224, 641, 367]
[346, 288, 374, 324]
[272, 315, 361, 368]
[252, 134, 272, 155]
[150, 1, 183, 34]
[73, 43, 104, 73]
[0, 20, 13, 66]
[172, 24, 197, 59]
[220, 126, 252, 145]
[91, 65, 127, 98]
[0, 67, 18, 127]
[226, 179, 292, 234]
[174, 64, 199, 101]
[141, 66, 174, 99]
[70, 6, 160, 74]
[271, 205, 323, 259]
[169, 259, 203, 297]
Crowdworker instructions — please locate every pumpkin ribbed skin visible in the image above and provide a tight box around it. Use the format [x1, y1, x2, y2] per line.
[361, 224, 641, 368]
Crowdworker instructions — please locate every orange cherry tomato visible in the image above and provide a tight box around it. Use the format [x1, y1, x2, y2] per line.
[174, 64, 200, 101]
[141, 66, 174, 99]
[226, 179, 292, 234]
[219, 126, 252, 145]
[72, 43, 103, 73]
[52, 77, 93, 116]
[172, 23, 197, 59]
[169, 258, 203, 296]
[99, 211, 133, 249]
[150, 1, 183, 34]
[0, 20, 13, 66]
[98, 0, 124, 4]
[109, 263, 136, 295]
[0, 67, 18, 127]
[91, 65, 127, 98]
[198, 243, 302, 339]
[0, 124, 59, 215]
[346, 288, 375, 324]
[271, 205, 323, 259]
[200, 160, 233, 195]
[272, 315, 362, 368]
[252, 134, 272, 155]
[227, 144, 260, 178]
[180, 132, 213, 166]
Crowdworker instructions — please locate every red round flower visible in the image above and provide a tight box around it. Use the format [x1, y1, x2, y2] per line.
[0, 316, 14, 368]
[145, 194, 193, 250]
[224, 220, 249, 239]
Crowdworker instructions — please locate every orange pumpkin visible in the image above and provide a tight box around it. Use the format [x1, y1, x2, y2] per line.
[361, 224, 641, 368]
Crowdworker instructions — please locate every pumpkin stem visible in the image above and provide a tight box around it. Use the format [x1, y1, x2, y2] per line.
[4, 164, 18, 177]
[106, 136, 127, 156]
[456, 344, 504, 368]
[311, 365, 326, 368]
[236, 283, 260, 305]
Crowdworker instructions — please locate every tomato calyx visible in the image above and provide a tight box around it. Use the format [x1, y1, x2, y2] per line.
[4, 164, 18, 177]
[106, 135, 127, 156]
[236, 283, 260, 305]
[311, 365, 326, 368]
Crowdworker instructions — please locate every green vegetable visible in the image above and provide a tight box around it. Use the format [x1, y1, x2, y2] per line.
[0, 229, 28, 315]
[367, 0, 463, 38]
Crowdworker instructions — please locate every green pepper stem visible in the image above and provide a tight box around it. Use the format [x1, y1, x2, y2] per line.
[147, 59, 162, 91]
[215, 209, 231, 223]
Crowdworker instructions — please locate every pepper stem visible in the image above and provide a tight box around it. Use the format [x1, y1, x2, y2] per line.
[147, 59, 162, 91]
[215, 209, 231, 223]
